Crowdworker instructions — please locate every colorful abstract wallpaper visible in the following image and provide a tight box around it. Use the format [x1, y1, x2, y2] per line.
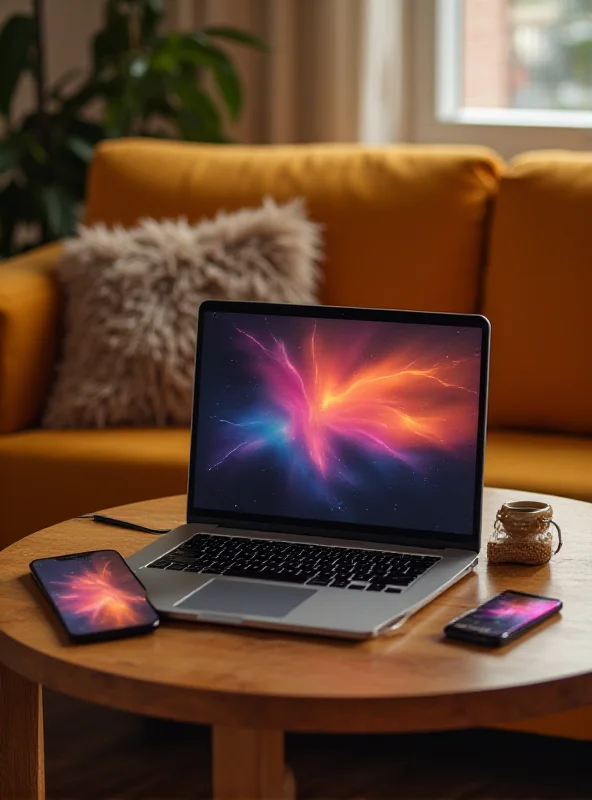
[194, 312, 484, 536]
[460, 593, 561, 635]
[34, 551, 158, 635]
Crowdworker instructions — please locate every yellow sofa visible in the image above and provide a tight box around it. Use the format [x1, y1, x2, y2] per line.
[1, 139, 591, 739]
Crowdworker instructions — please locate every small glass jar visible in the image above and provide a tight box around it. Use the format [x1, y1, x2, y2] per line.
[487, 500, 562, 566]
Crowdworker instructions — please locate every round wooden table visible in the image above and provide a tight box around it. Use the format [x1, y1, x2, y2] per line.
[1, 488, 591, 800]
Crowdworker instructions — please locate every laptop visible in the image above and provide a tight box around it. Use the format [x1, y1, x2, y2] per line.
[127, 301, 490, 639]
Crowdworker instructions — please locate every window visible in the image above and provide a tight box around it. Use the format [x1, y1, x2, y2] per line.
[440, 0, 592, 126]
[410, 0, 592, 156]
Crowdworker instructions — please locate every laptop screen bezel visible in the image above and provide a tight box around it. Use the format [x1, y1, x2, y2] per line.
[187, 301, 490, 553]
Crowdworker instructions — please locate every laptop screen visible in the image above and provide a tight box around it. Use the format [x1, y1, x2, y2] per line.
[190, 304, 488, 545]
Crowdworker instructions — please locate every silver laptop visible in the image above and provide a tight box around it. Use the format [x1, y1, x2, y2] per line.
[128, 301, 490, 639]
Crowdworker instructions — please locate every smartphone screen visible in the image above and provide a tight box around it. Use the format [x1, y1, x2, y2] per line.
[446, 590, 562, 644]
[30, 550, 159, 641]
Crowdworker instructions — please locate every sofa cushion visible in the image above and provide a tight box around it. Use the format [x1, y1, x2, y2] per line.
[43, 201, 321, 429]
[86, 139, 502, 313]
[4, 426, 587, 550]
[485, 428, 592, 502]
[0, 242, 62, 435]
[484, 151, 592, 434]
[0, 428, 190, 548]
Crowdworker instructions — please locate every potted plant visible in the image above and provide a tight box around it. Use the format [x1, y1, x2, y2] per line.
[0, 0, 265, 256]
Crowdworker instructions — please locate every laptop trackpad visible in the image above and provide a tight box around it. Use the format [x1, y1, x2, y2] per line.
[176, 579, 315, 618]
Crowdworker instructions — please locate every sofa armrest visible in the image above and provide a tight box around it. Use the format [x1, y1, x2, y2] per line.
[0, 242, 63, 434]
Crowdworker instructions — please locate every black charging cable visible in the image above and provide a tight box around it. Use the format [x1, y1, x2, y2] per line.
[77, 514, 171, 535]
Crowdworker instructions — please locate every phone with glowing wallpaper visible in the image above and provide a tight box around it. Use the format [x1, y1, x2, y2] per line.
[30, 550, 160, 643]
[444, 590, 562, 647]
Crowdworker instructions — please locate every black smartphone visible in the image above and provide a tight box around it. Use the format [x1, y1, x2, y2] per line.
[444, 590, 562, 647]
[30, 549, 160, 643]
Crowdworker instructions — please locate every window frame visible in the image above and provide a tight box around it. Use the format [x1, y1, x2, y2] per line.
[409, 0, 592, 157]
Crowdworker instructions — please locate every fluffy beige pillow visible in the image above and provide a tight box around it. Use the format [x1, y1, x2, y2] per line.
[43, 199, 322, 428]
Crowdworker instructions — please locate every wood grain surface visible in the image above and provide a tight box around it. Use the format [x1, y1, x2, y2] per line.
[39, 690, 592, 800]
[0, 488, 591, 734]
[212, 726, 293, 800]
[0, 662, 44, 799]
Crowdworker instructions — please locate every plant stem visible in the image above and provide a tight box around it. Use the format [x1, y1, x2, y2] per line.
[32, 0, 47, 125]
[32, 0, 49, 240]
[130, 2, 140, 51]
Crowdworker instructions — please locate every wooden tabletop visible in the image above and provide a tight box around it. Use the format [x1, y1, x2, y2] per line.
[0, 488, 591, 734]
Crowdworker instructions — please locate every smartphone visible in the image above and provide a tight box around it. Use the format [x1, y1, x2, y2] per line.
[444, 590, 562, 647]
[30, 549, 160, 643]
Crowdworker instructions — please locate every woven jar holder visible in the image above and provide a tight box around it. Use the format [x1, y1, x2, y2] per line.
[487, 500, 563, 566]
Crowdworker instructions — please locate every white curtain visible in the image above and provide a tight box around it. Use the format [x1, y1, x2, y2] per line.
[359, 0, 408, 143]
[175, 0, 404, 144]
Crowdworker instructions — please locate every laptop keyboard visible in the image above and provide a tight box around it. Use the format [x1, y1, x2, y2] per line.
[147, 533, 441, 593]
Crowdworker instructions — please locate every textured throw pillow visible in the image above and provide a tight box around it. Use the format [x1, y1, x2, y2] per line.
[43, 199, 322, 428]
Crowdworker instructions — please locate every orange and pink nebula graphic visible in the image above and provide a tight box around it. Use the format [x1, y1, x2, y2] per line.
[44, 552, 157, 633]
[195, 314, 483, 534]
[460, 593, 561, 632]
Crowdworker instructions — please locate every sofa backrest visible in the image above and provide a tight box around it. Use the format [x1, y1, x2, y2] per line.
[86, 139, 501, 313]
[484, 151, 592, 435]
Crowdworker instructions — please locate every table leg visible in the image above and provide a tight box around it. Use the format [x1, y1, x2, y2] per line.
[0, 663, 44, 800]
[212, 726, 294, 800]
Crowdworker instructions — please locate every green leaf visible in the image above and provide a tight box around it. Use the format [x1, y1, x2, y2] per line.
[201, 26, 268, 51]
[0, 180, 42, 253]
[18, 127, 48, 165]
[213, 61, 242, 119]
[175, 83, 223, 142]
[66, 136, 95, 164]
[16, 123, 48, 164]
[0, 215, 17, 256]
[50, 68, 84, 101]
[172, 35, 243, 119]
[176, 35, 231, 70]
[0, 181, 21, 256]
[99, 75, 125, 101]
[0, 15, 35, 119]
[59, 78, 102, 116]
[141, 0, 164, 43]
[68, 118, 106, 144]
[38, 184, 79, 239]
[92, 11, 129, 73]
[50, 153, 87, 201]
[104, 95, 135, 137]
[151, 47, 179, 75]
[0, 139, 21, 173]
